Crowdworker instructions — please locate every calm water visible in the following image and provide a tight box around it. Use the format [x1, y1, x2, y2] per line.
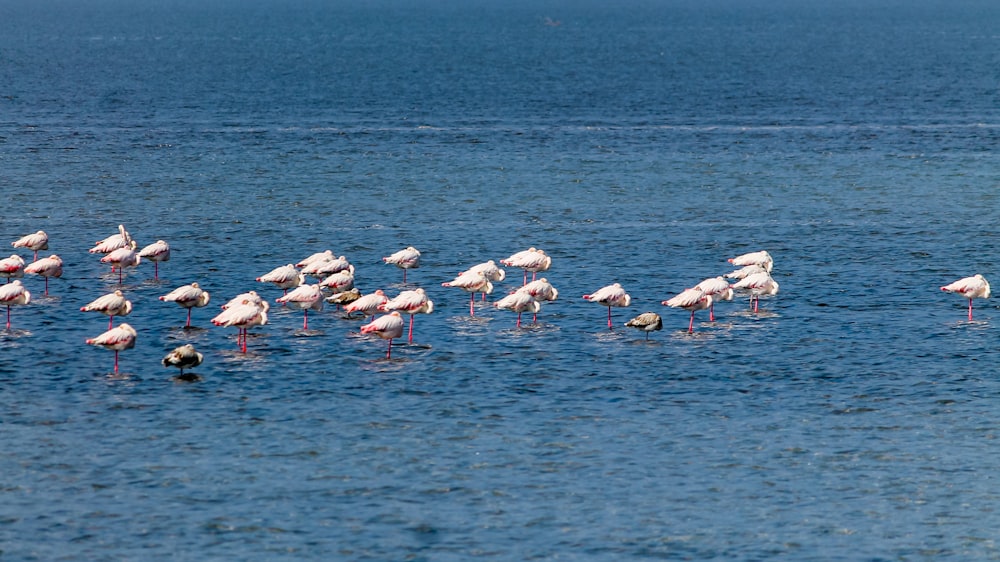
[2, 0, 1000, 559]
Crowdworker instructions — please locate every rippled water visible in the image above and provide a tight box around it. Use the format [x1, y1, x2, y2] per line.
[2, 0, 1000, 559]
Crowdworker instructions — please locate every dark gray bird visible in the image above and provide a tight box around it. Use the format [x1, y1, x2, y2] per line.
[624, 312, 662, 340]
[162, 344, 204, 378]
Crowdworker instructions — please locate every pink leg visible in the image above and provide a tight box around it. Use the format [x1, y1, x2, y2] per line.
[44, 277, 50, 296]
[386, 338, 393, 359]
[607, 307, 613, 329]
[532, 272, 537, 282]
[688, 311, 695, 333]
[516, 312, 522, 328]
[469, 293, 475, 316]
[114, 350, 119, 374]
[532, 312, 537, 324]
[5, 306, 10, 330]
[969, 299, 974, 321]
[186, 308, 192, 328]
[408, 315, 414, 343]
[709, 303, 715, 322]
[154, 262, 159, 280]
[403, 269, 407, 283]
[522, 271, 527, 285]
[303, 310, 309, 330]
[753, 295, 759, 313]
[108, 316, 114, 330]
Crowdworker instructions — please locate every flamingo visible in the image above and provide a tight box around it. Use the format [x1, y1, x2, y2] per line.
[221, 290, 263, 310]
[302, 256, 353, 280]
[11, 231, 48, 261]
[582, 283, 631, 328]
[23, 254, 63, 295]
[695, 276, 734, 321]
[382, 246, 421, 282]
[0, 280, 30, 330]
[663, 288, 713, 333]
[724, 263, 768, 280]
[81, 290, 133, 329]
[89, 225, 132, 255]
[941, 274, 991, 321]
[731, 271, 780, 312]
[361, 311, 405, 359]
[461, 260, 506, 300]
[85, 322, 137, 374]
[494, 290, 540, 328]
[296, 250, 335, 268]
[343, 289, 389, 318]
[162, 344, 204, 378]
[100, 242, 140, 284]
[379, 288, 434, 342]
[728, 250, 773, 272]
[256, 264, 303, 295]
[211, 298, 269, 353]
[276, 283, 324, 330]
[519, 277, 559, 323]
[318, 269, 355, 293]
[500, 247, 552, 284]
[442, 271, 492, 316]
[138, 240, 171, 280]
[159, 282, 211, 327]
[624, 312, 663, 340]
[0, 255, 25, 283]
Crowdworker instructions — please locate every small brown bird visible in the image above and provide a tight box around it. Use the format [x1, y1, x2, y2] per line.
[624, 312, 663, 340]
[162, 344, 204, 378]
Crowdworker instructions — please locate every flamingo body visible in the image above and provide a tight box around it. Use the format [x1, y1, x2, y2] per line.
[159, 282, 211, 327]
[0, 255, 25, 281]
[81, 290, 133, 329]
[383, 247, 421, 282]
[494, 290, 540, 327]
[256, 264, 303, 292]
[361, 311, 405, 358]
[663, 288, 713, 332]
[276, 283, 324, 329]
[0, 280, 31, 330]
[583, 282, 631, 328]
[343, 290, 389, 317]
[731, 272, 780, 312]
[12, 231, 48, 261]
[86, 322, 137, 374]
[941, 274, 990, 320]
[24, 254, 63, 295]
[138, 240, 171, 279]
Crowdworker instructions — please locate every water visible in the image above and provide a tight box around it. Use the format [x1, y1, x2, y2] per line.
[2, 0, 999, 559]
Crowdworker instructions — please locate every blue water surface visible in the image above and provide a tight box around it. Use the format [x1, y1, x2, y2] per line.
[1, 0, 999, 559]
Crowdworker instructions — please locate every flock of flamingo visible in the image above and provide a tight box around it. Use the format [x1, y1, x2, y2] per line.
[0, 225, 991, 376]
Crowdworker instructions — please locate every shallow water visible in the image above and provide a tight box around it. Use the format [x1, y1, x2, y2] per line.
[2, 0, 1000, 559]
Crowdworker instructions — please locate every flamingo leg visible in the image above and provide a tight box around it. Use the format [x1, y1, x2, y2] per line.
[969, 299, 974, 321]
[516, 312, 522, 328]
[44, 277, 50, 296]
[114, 350, 119, 374]
[108, 315, 114, 330]
[186, 308, 192, 328]
[386, 338, 393, 359]
[469, 293, 475, 317]
[709, 303, 716, 322]
[753, 295, 760, 313]
[303, 310, 309, 330]
[522, 270, 528, 285]
[533, 311, 538, 324]
[403, 270, 407, 283]
[5, 305, 10, 330]
[688, 311, 695, 333]
[154, 262, 159, 280]
[607, 306, 613, 329]
[408, 315, 414, 343]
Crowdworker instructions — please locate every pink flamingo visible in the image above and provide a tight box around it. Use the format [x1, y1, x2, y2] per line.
[86, 322, 137, 374]
[728, 250, 773, 272]
[442, 271, 492, 316]
[663, 288, 713, 333]
[276, 283, 324, 330]
[159, 282, 212, 327]
[0, 255, 25, 283]
[494, 290, 540, 328]
[582, 282, 631, 328]
[11, 231, 48, 262]
[519, 277, 559, 323]
[138, 240, 171, 280]
[941, 274, 991, 321]
[24, 254, 63, 295]
[383, 246, 421, 283]
[361, 311, 405, 359]
[731, 271, 780, 312]
[89, 225, 132, 255]
[695, 276, 734, 321]
[379, 288, 434, 342]
[0, 280, 30, 330]
[81, 290, 133, 329]
[500, 248, 552, 285]
[343, 289, 389, 318]
[211, 298, 269, 353]
[100, 242, 140, 284]
[460, 261, 506, 301]
[256, 264, 303, 295]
